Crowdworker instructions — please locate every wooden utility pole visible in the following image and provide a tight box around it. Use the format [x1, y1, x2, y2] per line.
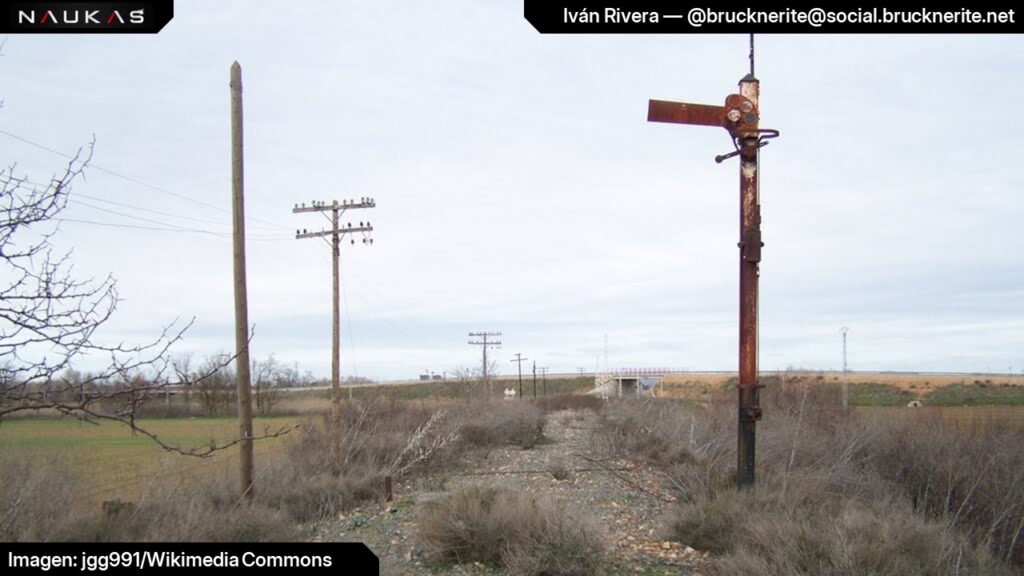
[539, 366, 549, 396]
[468, 332, 501, 398]
[840, 327, 849, 409]
[293, 198, 375, 462]
[230, 61, 254, 501]
[532, 361, 537, 398]
[511, 353, 528, 400]
[647, 36, 779, 488]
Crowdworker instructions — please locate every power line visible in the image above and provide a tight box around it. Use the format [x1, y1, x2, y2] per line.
[16, 173, 283, 233]
[56, 217, 289, 241]
[0, 126, 293, 232]
[74, 192, 282, 232]
[71, 197, 220, 232]
[57, 217, 227, 235]
[9, 174, 284, 231]
[69, 197, 286, 239]
[338, 255, 359, 386]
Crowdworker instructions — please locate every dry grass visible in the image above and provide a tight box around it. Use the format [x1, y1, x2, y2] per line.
[597, 383, 1024, 572]
[0, 453, 87, 540]
[2, 396, 560, 541]
[254, 397, 461, 522]
[546, 454, 571, 481]
[417, 484, 605, 575]
[536, 393, 604, 413]
[594, 400, 704, 471]
[0, 416, 295, 506]
[0, 453, 296, 542]
[704, 493, 1008, 576]
[455, 400, 545, 450]
[659, 371, 1024, 402]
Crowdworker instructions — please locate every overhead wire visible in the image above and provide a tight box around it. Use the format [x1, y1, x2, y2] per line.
[56, 217, 227, 235]
[338, 255, 359, 382]
[68, 197, 288, 239]
[74, 191, 282, 232]
[56, 217, 290, 241]
[15, 174, 288, 239]
[0, 127, 294, 232]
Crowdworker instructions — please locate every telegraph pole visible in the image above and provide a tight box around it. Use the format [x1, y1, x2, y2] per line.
[532, 361, 537, 399]
[840, 327, 849, 409]
[510, 353, 528, 400]
[293, 197, 375, 461]
[539, 366, 549, 396]
[647, 35, 779, 488]
[468, 332, 502, 398]
[230, 61, 254, 501]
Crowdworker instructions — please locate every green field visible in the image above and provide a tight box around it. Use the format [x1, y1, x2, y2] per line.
[0, 416, 301, 504]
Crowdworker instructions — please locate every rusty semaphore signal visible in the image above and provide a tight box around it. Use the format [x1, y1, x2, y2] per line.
[647, 36, 779, 488]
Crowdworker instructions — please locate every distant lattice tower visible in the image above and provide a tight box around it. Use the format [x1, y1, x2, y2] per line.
[593, 373, 614, 400]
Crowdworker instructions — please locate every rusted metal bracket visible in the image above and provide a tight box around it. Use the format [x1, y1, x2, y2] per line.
[739, 405, 763, 422]
[739, 382, 767, 422]
[740, 229, 763, 263]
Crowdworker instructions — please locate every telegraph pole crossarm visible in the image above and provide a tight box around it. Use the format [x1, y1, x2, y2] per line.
[646, 35, 779, 488]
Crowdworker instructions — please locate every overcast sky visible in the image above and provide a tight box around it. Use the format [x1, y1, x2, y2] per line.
[2, 2, 1022, 380]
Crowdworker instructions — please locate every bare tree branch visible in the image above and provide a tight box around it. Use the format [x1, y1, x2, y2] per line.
[1, 141, 292, 456]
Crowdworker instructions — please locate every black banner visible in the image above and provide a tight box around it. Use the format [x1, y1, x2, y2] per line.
[525, 1, 1022, 33]
[0, 542, 378, 575]
[1, 0, 173, 33]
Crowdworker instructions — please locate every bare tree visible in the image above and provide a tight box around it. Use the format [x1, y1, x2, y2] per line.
[0, 144, 291, 456]
[252, 354, 290, 416]
[445, 361, 500, 400]
[193, 353, 235, 416]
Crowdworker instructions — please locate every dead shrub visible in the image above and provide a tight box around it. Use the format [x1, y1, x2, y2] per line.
[668, 476, 840, 555]
[261, 397, 459, 521]
[536, 393, 603, 413]
[594, 400, 710, 484]
[647, 379, 1024, 572]
[417, 484, 605, 575]
[456, 401, 545, 450]
[863, 414, 1024, 566]
[708, 498, 1009, 576]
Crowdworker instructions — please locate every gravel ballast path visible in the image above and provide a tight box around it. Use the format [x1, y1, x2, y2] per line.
[313, 407, 709, 575]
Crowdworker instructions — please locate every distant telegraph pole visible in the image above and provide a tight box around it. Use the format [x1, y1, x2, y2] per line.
[840, 327, 849, 409]
[511, 353, 528, 400]
[293, 197, 375, 461]
[468, 332, 502, 398]
[531, 361, 537, 399]
[539, 366, 550, 396]
[229, 62, 254, 502]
